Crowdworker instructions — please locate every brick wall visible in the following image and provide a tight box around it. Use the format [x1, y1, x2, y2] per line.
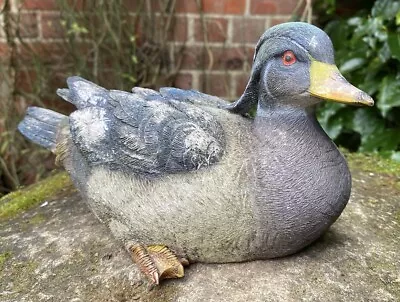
[0, 0, 300, 102]
[174, 0, 298, 99]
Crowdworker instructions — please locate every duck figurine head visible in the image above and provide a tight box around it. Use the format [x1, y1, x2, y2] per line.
[227, 22, 374, 114]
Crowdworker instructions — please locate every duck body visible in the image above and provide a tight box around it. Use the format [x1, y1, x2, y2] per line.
[40, 85, 350, 263]
[18, 22, 373, 283]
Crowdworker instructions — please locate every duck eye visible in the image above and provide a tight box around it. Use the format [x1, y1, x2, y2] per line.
[282, 51, 296, 66]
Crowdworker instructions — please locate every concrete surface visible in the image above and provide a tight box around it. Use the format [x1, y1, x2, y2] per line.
[0, 168, 399, 302]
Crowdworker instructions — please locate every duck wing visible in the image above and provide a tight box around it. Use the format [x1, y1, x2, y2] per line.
[58, 77, 228, 177]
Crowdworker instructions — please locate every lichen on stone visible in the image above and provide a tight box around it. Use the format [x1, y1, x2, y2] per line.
[342, 150, 400, 177]
[0, 252, 12, 271]
[0, 172, 74, 221]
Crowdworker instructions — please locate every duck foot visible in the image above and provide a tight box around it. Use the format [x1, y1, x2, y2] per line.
[128, 244, 185, 285]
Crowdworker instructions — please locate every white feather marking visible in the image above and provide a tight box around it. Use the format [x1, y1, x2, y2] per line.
[309, 35, 318, 50]
[73, 108, 109, 147]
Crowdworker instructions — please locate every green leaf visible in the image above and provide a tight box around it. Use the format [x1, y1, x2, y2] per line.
[358, 77, 381, 96]
[377, 75, 400, 117]
[339, 58, 366, 73]
[317, 103, 343, 122]
[378, 42, 391, 62]
[317, 104, 353, 140]
[353, 109, 382, 137]
[321, 116, 343, 139]
[352, 109, 400, 152]
[387, 32, 400, 61]
[352, 109, 382, 151]
[371, 0, 400, 20]
[326, 20, 350, 49]
[347, 17, 362, 27]
[396, 10, 400, 25]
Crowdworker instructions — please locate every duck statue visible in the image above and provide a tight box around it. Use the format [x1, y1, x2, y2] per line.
[18, 22, 374, 285]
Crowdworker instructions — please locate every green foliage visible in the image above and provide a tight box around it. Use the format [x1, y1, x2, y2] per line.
[317, 0, 400, 160]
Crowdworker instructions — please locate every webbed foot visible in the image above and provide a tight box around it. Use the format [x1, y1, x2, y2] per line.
[128, 244, 186, 285]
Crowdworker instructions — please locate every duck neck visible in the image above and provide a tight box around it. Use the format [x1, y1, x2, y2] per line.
[253, 103, 323, 144]
[250, 104, 351, 258]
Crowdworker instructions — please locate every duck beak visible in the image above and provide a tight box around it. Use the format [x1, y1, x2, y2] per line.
[308, 60, 374, 106]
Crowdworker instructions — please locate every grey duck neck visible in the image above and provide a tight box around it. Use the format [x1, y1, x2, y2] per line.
[250, 103, 351, 258]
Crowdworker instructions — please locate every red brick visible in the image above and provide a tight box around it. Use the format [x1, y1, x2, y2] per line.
[136, 15, 187, 43]
[48, 69, 72, 91]
[41, 13, 65, 39]
[22, 0, 85, 10]
[202, 0, 246, 14]
[270, 16, 290, 27]
[180, 46, 247, 71]
[173, 73, 193, 89]
[22, 0, 57, 10]
[14, 96, 28, 115]
[250, 0, 277, 14]
[251, 0, 299, 15]
[47, 98, 75, 114]
[123, 0, 160, 12]
[98, 69, 125, 90]
[175, 0, 245, 14]
[232, 18, 266, 44]
[133, 16, 144, 45]
[180, 46, 207, 70]
[17, 41, 67, 63]
[15, 69, 37, 93]
[194, 17, 228, 43]
[169, 16, 188, 42]
[66, 0, 84, 10]
[278, 0, 301, 14]
[199, 73, 229, 97]
[246, 47, 255, 64]
[175, 0, 199, 13]
[235, 73, 250, 97]
[213, 47, 247, 70]
[0, 42, 10, 58]
[19, 12, 38, 38]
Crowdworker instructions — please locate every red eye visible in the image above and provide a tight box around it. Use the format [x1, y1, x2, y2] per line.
[282, 50, 296, 66]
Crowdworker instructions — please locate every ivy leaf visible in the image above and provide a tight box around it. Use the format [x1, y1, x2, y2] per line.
[353, 109, 382, 137]
[321, 116, 343, 139]
[371, 0, 400, 20]
[396, 10, 400, 25]
[318, 103, 345, 139]
[353, 109, 400, 151]
[378, 42, 391, 62]
[387, 32, 400, 61]
[378, 75, 400, 117]
[353, 109, 382, 151]
[340, 58, 366, 73]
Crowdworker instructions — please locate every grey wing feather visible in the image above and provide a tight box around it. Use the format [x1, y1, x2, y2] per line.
[159, 87, 229, 108]
[58, 76, 110, 109]
[69, 107, 114, 164]
[67, 79, 226, 177]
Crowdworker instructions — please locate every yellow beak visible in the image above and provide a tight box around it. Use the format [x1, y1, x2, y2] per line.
[308, 60, 374, 106]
